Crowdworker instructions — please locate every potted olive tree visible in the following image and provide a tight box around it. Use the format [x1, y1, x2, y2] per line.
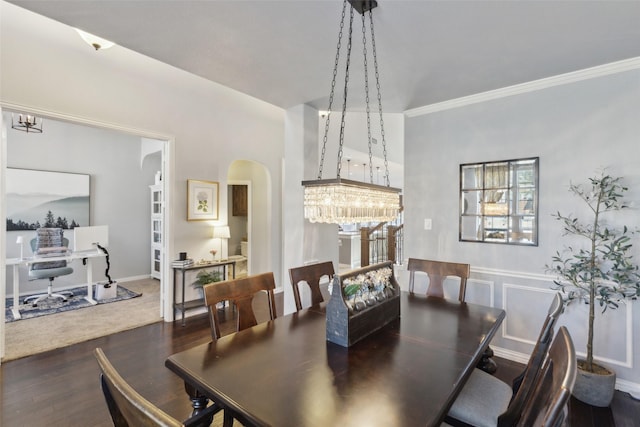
[547, 170, 640, 407]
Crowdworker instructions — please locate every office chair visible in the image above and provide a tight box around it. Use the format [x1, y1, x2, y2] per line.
[24, 228, 74, 307]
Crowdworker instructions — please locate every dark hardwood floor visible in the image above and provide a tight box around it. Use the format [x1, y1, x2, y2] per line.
[2, 299, 639, 426]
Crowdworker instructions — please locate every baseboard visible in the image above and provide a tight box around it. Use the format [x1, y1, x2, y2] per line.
[492, 345, 640, 397]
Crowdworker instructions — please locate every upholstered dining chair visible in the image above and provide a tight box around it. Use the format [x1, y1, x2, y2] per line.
[517, 326, 577, 427]
[94, 348, 222, 427]
[445, 292, 564, 427]
[288, 261, 335, 311]
[24, 228, 73, 307]
[406, 257, 497, 372]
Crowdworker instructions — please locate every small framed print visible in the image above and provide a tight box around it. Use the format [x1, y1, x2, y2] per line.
[187, 179, 219, 221]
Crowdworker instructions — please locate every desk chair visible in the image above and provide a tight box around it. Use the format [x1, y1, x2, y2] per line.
[289, 261, 335, 311]
[203, 272, 277, 427]
[24, 228, 74, 307]
[95, 348, 221, 427]
[446, 293, 564, 427]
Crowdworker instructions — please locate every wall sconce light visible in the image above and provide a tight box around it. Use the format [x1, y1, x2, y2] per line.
[11, 113, 43, 133]
[16, 235, 24, 260]
[212, 226, 231, 261]
[75, 28, 115, 51]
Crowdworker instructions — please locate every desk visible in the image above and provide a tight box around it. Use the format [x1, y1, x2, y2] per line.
[166, 293, 505, 427]
[172, 260, 236, 326]
[6, 250, 107, 320]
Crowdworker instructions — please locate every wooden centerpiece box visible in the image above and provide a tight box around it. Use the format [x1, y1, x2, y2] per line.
[326, 261, 400, 347]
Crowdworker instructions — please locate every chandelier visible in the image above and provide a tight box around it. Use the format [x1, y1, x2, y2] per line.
[302, 0, 400, 224]
[11, 113, 43, 133]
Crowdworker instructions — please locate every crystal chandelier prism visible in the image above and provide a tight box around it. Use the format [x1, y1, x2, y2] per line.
[302, 0, 401, 224]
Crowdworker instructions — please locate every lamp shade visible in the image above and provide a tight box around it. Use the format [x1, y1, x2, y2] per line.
[212, 226, 230, 239]
[16, 236, 23, 244]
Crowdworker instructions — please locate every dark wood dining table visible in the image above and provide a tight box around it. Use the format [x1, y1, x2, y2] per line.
[165, 292, 505, 427]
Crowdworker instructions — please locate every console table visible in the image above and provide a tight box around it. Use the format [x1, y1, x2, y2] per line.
[172, 260, 236, 326]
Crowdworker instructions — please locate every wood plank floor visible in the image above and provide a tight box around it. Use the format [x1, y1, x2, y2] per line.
[2, 301, 639, 426]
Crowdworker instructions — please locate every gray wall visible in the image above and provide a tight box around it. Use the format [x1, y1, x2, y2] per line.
[403, 69, 640, 390]
[5, 114, 158, 294]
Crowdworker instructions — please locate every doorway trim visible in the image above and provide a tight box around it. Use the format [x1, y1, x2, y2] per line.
[228, 180, 251, 276]
[0, 102, 175, 361]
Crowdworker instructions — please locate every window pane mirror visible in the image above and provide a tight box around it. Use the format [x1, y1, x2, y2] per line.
[459, 157, 538, 246]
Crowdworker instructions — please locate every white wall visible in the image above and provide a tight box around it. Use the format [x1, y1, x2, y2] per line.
[403, 66, 640, 392]
[1, 3, 285, 310]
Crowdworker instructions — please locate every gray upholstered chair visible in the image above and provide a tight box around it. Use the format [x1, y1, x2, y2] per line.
[445, 292, 564, 427]
[24, 228, 74, 307]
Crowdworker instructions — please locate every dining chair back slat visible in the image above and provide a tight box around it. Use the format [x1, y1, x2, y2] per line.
[517, 326, 577, 427]
[496, 292, 564, 426]
[204, 272, 277, 340]
[407, 258, 469, 301]
[289, 261, 335, 311]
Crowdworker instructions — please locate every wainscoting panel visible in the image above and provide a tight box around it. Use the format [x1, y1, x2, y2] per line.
[471, 267, 639, 396]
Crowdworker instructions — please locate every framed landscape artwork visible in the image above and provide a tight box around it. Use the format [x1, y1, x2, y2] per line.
[6, 168, 90, 231]
[187, 179, 219, 221]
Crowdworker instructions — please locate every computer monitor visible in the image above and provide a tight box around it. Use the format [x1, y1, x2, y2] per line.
[73, 225, 109, 252]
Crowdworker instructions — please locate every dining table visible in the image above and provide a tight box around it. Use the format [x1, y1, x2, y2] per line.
[165, 292, 505, 427]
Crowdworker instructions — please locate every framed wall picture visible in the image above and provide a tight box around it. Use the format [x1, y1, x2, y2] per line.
[187, 179, 219, 221]
[6, 168, 90, 230]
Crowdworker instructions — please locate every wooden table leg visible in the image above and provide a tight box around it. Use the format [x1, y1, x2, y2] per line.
[183, 382, 214, 426]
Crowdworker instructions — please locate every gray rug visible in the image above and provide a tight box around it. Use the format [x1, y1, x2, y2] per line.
[3, 279, 161, 361]
[5, 285, 141, 323]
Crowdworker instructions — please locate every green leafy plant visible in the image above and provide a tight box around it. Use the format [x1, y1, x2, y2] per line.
[192, 270, 222, 288]
[546, 170, 640, 373]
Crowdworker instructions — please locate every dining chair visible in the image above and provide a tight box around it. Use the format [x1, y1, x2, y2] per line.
[517, 326, 577, 427]
[94, 348, 222, 427]
[203, 271, 277, 340]
[407, 257, 469, 301]
[445, 292, 564, 427]
[288, 261, 335, 311]
[407, 257, 496, 372]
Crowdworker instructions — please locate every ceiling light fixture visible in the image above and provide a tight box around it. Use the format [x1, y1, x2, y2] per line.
[302, 0, 400, 224]
[11, 113, 43, 133]
[75, 29, 115, 51]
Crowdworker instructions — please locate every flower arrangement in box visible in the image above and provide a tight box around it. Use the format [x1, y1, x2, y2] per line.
[340, 266, 395, 313]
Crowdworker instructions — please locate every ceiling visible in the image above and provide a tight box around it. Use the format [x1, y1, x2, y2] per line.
[7, 0, 640, 114]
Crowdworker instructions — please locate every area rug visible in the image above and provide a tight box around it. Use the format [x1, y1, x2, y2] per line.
[3, 279, 161, 361]
[5, 285, 141, 323]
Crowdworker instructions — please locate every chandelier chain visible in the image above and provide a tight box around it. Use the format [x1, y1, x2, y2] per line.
[318, 0, 348, 179]
[336, 6, 355, 179]
[361, 13, 374, 184]
[369, 9, 391, 187]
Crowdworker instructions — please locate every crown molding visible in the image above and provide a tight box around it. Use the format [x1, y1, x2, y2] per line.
[405, 57, 640, 118]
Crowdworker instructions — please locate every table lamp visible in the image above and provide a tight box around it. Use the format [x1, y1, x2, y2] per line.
[212, 226, 230, 261]
[16, 235, 24, 260]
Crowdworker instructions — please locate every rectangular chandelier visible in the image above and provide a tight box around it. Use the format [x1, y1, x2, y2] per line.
[303, 178, 400, 224]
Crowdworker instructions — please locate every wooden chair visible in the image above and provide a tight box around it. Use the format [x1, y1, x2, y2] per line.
[203, 271, 277, 340]
[517, 326, 577, 427]
[446, 293, 565, 427]
[94, 347, 221, 427]
[407, 257, 497, 373]
[407, 257, 469, 301]
[288, 261, 335, 311]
